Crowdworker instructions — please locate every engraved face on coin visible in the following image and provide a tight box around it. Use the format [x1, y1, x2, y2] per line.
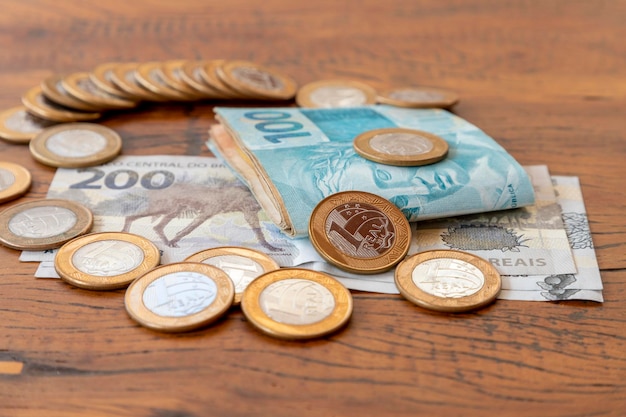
[0, 106, 54, 143]
[219, 61, 297, 100]
[125, 262, 234, 332]
[309, 191, 411, 274]
[55, 231, 160, 290]
[184, 246, 280, 305]
[240, 268, 353, 340]
[0, 162, 31, 203]
[353, 128, 449, 166]
[395, 250, 501, 312]
[29, 123, 122, 168]
[0, 199, 93, 250]
[377, 86, 459, 108]
[296, 80, 377, 108]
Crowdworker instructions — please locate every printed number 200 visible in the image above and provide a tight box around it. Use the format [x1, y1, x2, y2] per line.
[69, 168, 175, 190]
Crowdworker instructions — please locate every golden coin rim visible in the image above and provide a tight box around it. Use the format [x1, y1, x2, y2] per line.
[179, 61, 227, 97]
[55, 231, 161, 290]
[21, 86, 101, 122]
[200, 60, 245, 98]
[0, 106, 52, 143]
[219, 60, 298, 100]
[394, 249, 502, 313]
[40, 75, 103, 112]
[0, 198, 93, 250]
[134, 62, 196, 101]
[308, 190, 411, 274]
[296, 79, 378, 108]
[89, 62, 138, 99]
[184, 245, 280, 305]
[160, 60, 207, 98]
[29, 122, 122, 168]
[125, 262, 235, 332]
[240, 268, 353, 340]
[0, 161, 32, 203]
[109, 63, 167, 102]
[61, 72, 138, 109]
[377, 86, 459, 109]
[353, 128, 449, 166]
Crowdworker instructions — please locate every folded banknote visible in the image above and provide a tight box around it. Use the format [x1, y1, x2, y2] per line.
[209, 105, 535, 237]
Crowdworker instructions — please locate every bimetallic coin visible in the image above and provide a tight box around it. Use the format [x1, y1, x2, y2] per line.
[241, 268, 353, 340]
[0, 162, 31, 204]
[200, 60, 246, 98]
[353, 128, 449, 166]
[309, 190, 411, 274]
[41, 75, 102, 112]
[109, 63, 167, 102]
[125, 262, 234, 332]
[184, 246, 280, 305]
[29, 123, 122, 168]
[395, 250, 501, 313]
[160, 60, 207, 99]
[0, 199, 93, 250]
[0, 106, 55, 144]
[218, 60, 297, 100]
[135, 62, 196, 101]
[179, 61, 228, 98]
[296, 79, 377, 108]
[62, 72, 138, 110]
[55, 231, 160, 290]
[377, 86, 459, 108]
[89, 62, 137, 100]
[22, 86, 101, 122]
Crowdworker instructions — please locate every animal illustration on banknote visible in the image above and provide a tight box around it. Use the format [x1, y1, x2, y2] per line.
[536, 274, 581, 301]
[440, 224, 529, 252]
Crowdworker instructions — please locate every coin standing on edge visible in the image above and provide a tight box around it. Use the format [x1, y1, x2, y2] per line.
[218, 60, 298, 100]
[21, 86, 101, 122]
[40, 75, 102, 112]
[200, 60, 246, 99]
[135, 62, 196, 101]
[353, 127, 449, 166]
[109, 63, 167, 102]
[241, 268, 353, 340]
[179, 60, 227, 98]
[395, 249, 502, 313]
[296, 79, 377, 108]
[125, 262, 235, 332]
[0, 162, 32, 204]
[0, 106, 55, 144]
[29, 123, 122, 168]
[377, 86, 459, 108]
[309, 190, 411, 274]
[62, 72, 139, 110]
[55, 231, 160, 290]
[89, 62, 138, 100]
[0, 199, 93, 250]
[160, 60, 207, 99]
[185, 246, 280, 305]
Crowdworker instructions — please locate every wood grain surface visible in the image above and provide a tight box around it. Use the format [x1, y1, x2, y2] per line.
[1, 1, 625, 416]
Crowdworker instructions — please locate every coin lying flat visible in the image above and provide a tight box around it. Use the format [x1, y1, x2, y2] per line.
[0, 199, 93, 250]
[62, 72, 139, 110]
[0, 162, 32, 204]
[218, 60, 298, 100]
[179, 60, 227, 98]
[41, 75, 102, 112]
[89, 62, 137, 100]
[135, 62, 196, 101]
[0, 106, 55, 144]
[22, 86, 101, 122]
[309, 190, 411, 274]
[109, 63, 167, 102]
[395, 250, 501, 313]
[353, 128, 449, 166]
[296, 79, 377, 108]
[55, 231, 160, 290]
[377, 86, 459, 109]
[241, 268, 353, 340]
[29, 123, 122, 168]
[185, 246, 280, 305]
[125, 262, 234, 332]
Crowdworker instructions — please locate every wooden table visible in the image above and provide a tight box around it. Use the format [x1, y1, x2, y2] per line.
[1, 1, 625, 416]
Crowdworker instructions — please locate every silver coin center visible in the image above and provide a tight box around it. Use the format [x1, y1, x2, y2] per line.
[4, 109, 48, 133]
[8, 206, 77, 238]
[78, 78, 116, 99]
[369, 132, 434, 156]
[201, 254, 265, 294]
[149, 68, 168, 87]
[45, 129, 108, 157]
[232, 67, 283, 91]
[0, 168, 16, 190]
[310, 86, 367, 108]
[259, 278, 335, 325]
[142, 272, 218, 317]
[389, 89, 445, 102]
[72, 240, 144, 276]
[412, 258, 485, 298]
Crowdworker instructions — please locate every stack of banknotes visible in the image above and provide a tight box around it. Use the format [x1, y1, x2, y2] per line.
[21, 106, 602, 302]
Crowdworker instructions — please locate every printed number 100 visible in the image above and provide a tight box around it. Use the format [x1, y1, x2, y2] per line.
[244, 111, 312, 143]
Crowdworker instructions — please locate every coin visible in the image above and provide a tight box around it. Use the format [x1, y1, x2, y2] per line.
[55, 231, 160, 290]
[184, 246, 280, 305]
[109, 63, 167, 102]
[89, 62, 138, 100]
[160, 60, 207, 99]
[21, 86, 101, 122]
[200, 60, 245, 98]
[0, 106, 55, 144]
[0, 162, 31, 204]
[296, 79, 377, 108]
[125, 262, 234, 332]
[29, 123, 122, 168]
[41, 75, 103, 112]
[218, 60, 298, 100]
[240, 268, 353, 340]
[0, 199, 93, 250]
[353, 128, 449, 166]
[394, 250, 501, 313]
[309, 190, 411, 274]
[377, 86, 459, 108]
[179, 60, 227, 98]
[62, 72, 139, 110]
[135, 62, 196, 101]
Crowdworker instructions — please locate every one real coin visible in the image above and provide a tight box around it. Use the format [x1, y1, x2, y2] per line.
[0, 106, 55, 144]
[22, 86, 101, 122]
[0, 162, 32, 204]
[377, 86, 459, 109]
[218, 60, 298, 100]
[296, 79, 377, 108]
